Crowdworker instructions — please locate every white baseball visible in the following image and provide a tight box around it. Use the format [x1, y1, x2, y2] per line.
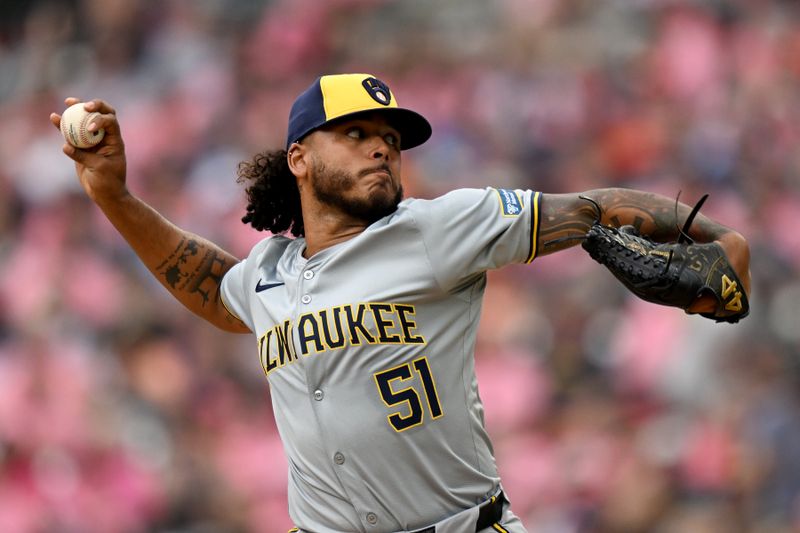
[60, 102, 105, 149]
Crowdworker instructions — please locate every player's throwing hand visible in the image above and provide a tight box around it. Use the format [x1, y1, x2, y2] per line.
[50, 98, 127, 205]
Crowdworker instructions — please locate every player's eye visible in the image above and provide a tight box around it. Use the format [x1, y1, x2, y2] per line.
[346, 127, 363, 139]
[384, 133, 399, 147]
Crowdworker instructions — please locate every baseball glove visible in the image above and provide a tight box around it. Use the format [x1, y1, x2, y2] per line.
[580, 194, 749, 323]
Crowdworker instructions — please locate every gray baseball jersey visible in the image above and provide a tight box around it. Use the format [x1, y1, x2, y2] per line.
[221, 187, 541, 533]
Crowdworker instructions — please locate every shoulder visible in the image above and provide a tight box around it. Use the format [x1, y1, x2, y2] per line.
[397, 188, 519, 221]
[397, 188, 491, 215]
[243, 234, 298, 265]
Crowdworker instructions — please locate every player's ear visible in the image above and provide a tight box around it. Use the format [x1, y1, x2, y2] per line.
[287, 142, 308, 179]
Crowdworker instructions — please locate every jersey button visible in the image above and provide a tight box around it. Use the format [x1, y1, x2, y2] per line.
[303, 270, 314, 280]
[313, 389, 324, 401]
[366, 513, 378, 525]
[301, 294, 312, 304]
[333, 452, 345, 465]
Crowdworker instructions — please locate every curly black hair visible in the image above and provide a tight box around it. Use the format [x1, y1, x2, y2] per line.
[236, 150, 304, 237]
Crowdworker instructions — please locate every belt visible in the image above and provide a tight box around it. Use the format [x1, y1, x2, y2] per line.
[411, 490, 507, 533]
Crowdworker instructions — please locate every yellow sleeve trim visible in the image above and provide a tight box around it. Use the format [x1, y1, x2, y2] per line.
[219, 289, 246, 324]
[525, 191, 542, 263]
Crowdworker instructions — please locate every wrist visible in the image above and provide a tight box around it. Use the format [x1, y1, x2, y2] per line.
[91, 185, 133, 210]
[714, 231, 751, 297]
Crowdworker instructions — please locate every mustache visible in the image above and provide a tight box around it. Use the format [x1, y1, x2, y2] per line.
[359, 164, 393, 178]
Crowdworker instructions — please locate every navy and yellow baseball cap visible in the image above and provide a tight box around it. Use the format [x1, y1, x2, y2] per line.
[286, 73, 432, 150]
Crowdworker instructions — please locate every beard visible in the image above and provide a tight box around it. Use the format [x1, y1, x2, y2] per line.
[309, 158, 403, 224]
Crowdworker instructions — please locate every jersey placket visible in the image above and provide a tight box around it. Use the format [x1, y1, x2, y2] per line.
[295, 256, 387, 531]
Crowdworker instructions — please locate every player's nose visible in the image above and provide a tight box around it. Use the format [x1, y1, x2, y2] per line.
[368, 138, 391, 161]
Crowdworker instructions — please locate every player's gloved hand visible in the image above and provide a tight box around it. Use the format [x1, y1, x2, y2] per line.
[50, 98, 128, 205]
[581, 196, 750, 323]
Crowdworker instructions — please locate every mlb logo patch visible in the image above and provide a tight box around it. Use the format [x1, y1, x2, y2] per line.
[495, 188, 523, 217]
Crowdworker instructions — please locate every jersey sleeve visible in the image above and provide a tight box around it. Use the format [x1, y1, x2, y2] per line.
[408, 187, 542, 291]
[220, 237, 274, 333]
[220, 261, 252, 332]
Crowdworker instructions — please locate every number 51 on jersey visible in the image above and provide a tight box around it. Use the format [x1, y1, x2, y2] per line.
[374, 357, 444, 432]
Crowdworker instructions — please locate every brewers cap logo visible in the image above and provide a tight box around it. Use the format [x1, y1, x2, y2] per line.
[362, 77, 392, 106]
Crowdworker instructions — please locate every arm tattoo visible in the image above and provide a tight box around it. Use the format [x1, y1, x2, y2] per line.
[157, 238, 231, 306]
[538, 200, 597, 253]
[588, 189, 727, 242]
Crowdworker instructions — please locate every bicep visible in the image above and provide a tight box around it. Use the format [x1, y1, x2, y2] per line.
[160, 240, 250, 333]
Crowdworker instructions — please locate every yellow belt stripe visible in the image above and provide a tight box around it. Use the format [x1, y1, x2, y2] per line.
[492, 524, 509, 533]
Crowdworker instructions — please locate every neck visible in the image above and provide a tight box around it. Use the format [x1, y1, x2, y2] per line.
[300, 200, 369, 258]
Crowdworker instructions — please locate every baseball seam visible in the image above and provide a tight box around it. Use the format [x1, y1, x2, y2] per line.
[79, 113, 91, 146]
[62, 109, 102, 148]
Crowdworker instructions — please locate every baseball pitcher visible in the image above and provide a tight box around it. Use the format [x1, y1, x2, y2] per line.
[52, 73, 751, 533]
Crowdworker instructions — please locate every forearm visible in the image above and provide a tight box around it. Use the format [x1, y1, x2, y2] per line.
[538, 187, 751, 299]
[540, 188, 739, 252]
[586, 188, 731, 242]
[97, 190, 249, 333]
[51, 98, 250, 332]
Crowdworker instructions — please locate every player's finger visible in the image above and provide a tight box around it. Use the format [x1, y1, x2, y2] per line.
[81, 100, 120, 137]
[61, 142, 88, 163]
[83, 99, 116, 116]
[86, 112, 120, 137]
[62, 97, 114, 115]
[686, 293, 716, 314]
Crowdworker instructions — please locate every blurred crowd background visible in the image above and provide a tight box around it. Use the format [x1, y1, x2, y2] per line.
[1, 0, 799, 532]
